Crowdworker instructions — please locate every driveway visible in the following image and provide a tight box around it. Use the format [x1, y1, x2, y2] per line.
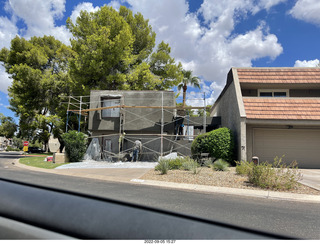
[299, 169, 320, 191]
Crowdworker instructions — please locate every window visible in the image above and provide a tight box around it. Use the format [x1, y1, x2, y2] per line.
[258, 89, 288, 97]
[259, 92, 273, 97]
[101, 98, 120, 118]
[274, 92, 287, 97]
[104, 139, 112, 152]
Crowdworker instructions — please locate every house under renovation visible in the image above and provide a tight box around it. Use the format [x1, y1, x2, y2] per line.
[85, 90, 220, 161]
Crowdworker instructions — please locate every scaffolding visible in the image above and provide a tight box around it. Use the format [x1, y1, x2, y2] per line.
[64, 95, 90, 132]
[65, 92, 210, 161]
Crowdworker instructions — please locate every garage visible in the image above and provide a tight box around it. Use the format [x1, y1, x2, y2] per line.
[253, 128, 320, 169]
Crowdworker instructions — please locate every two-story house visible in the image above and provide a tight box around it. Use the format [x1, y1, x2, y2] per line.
[211, 67, 320, 169]
[88, 90, 219, 161]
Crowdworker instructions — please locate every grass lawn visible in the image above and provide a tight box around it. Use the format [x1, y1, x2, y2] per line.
[19, 155, 69, 169]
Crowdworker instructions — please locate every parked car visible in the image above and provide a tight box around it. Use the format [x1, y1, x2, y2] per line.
[27, 147, 44, 153]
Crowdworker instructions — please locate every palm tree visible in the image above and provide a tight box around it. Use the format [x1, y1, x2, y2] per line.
[177, 70, 201, 107]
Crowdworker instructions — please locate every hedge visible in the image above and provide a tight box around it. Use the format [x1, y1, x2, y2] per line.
[191, 127, 234, 163]
[62, 130, 88, 162]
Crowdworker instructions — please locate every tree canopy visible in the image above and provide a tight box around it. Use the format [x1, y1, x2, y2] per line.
[0, 36, 73, 149]
[0, 5, 184, 148]
[178, 70, 200, 107]
[0, 113, 17, 138]
[66, 5, 182, 93]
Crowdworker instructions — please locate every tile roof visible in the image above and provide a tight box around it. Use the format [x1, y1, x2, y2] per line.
[243, 98, 320, 120]
[237, 68, 320, 84]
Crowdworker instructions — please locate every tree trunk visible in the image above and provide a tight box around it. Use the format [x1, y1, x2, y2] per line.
[58, 136, 65, 153]
[182, 85, 187, 107]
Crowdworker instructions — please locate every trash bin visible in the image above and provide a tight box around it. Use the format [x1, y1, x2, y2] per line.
[252, 156, 259, 165]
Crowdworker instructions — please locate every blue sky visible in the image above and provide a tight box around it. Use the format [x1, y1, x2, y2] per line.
[1, 0, 320, 123]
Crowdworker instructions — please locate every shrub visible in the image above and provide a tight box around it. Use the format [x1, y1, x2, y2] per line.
[191, 127, 234, 163]
[247, 157, 302, 190]
[203, 158, 213, 168]
[155, 157, 200, 174]
[155, 159, 170, 174]
[180, 157, 199, 174]
[236, 161, 254, 175]
[191, 133, 209, 161]
[5, 146, 20, 152]
[167, 158, 183, 170]
[211, 159, 229, 171]
[62, 130, 88, 162]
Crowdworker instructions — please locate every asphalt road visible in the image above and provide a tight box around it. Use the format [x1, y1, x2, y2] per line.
[1, 152, 320, 239]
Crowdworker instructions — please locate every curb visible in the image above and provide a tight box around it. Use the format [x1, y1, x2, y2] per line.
[131, 179, 320, 203]
[12, 159, 320, 203]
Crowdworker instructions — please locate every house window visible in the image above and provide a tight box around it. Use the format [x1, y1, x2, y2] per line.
[259, 92, 273, 97]
[104, 139, 112, 152]
[258, 90, 288, 97]
[101, 98, 120, 118]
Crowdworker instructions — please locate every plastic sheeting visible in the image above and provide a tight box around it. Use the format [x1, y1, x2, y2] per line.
[84, 138, 101, 161]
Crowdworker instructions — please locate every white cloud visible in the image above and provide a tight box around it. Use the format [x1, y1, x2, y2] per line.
[4, 0, 72, 44]
[289, 0, 320, 26]
[108, 0, 122, 11]
[0, 0, 72, 93]
[229, 23, 283, 60]
[124, 0, 284, 105]
[69, 2, 100, 24]
[0, 16, 18, 48]
[294, 59, 320, 67]
[0, 66, 12, 93]
[199, 0, 286, 23]
[257, 0, 287, 11]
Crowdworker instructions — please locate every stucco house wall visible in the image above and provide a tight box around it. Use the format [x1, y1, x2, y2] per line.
[211, 69, 247, 161]
[89, 90, 175, 133]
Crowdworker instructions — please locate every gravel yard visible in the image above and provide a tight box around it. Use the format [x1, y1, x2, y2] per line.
[140, 167, 320, 195]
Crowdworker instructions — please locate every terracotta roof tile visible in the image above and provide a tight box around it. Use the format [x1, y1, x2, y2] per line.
[237, 68, 320, 84]
[243, 98, 320, 120]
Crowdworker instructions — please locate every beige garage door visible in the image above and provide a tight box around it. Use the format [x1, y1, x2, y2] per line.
[253, 129, 320, 169]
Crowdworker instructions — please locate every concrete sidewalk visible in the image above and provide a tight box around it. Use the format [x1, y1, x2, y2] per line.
[298, 169, 320, 191]
[13, 160, 320, 203]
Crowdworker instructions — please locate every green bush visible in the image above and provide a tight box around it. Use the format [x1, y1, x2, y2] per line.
[62, 130, 87, 162]
[191, 127, 234, 163]
[236, 161, 254, 175]
[155, 157, 200, 174]
[191, 133, 209, 161]
[167, 158, 183, 170]
[180, 157, 199, 174]
[246, 157, 302, 190]
[5, 146, 20, 151]
[155, 159, 170, 174]
[202, 158, 213, 168]
[211, 159, 229, 171]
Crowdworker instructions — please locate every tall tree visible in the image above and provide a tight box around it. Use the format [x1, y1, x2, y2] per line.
[178, 70, 201, 107]
[0, 113, 17, 138]
[0, 36, 74, 150]
[66, 5, 182, 92]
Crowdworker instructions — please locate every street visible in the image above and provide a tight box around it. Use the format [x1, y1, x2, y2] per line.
[0, 152, 320, 239]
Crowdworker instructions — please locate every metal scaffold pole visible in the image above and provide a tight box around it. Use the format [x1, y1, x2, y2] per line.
[66, 96, 71, 132]
[78, 96, 82, 132]
[161, 91, 164, 157]
[203, 92, 206, 134]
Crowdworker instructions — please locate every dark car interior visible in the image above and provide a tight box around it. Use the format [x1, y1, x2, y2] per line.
[0, 178, 294, 240]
